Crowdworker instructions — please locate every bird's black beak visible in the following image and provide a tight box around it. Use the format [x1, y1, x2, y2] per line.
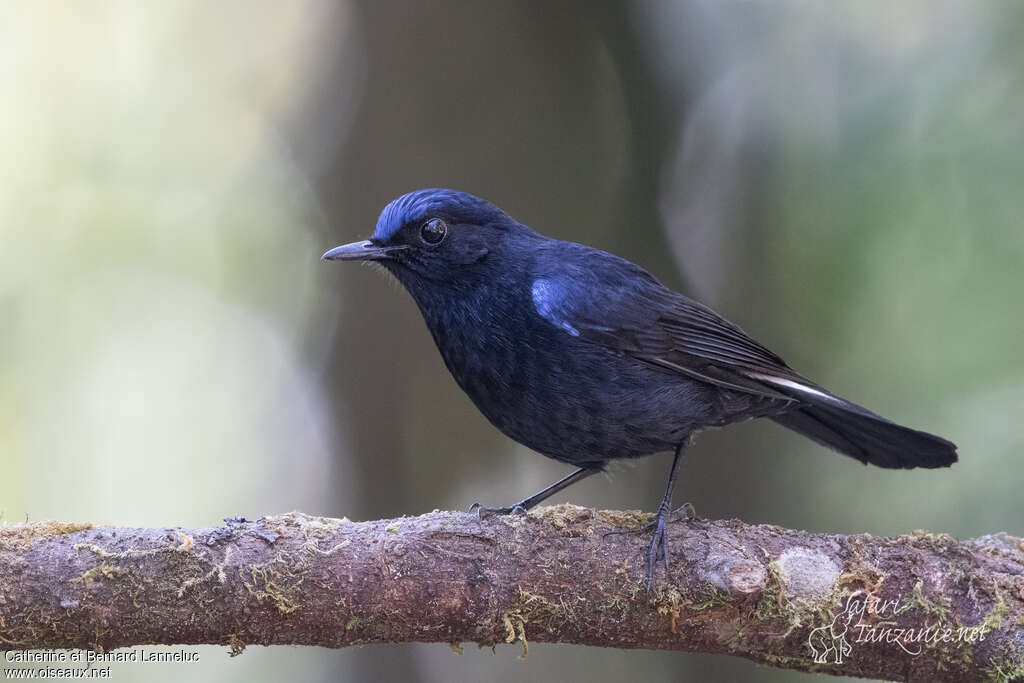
[321, 240, 405, 262]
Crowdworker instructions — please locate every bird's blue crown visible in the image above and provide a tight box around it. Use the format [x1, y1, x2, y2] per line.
[373, 189, 508, 242]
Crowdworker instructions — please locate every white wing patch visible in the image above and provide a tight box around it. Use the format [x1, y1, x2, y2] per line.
[531, 278, 581, 337]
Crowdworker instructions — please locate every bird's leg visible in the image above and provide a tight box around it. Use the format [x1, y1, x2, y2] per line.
[469, 466, 599, 518]
[604, 443, 688, 591]
[645, 444, 685, 588]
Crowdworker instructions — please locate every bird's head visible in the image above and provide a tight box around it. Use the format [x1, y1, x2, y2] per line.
[322, 189, 526, 288]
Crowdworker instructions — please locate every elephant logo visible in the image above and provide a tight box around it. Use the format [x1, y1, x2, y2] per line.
[807, 606, 857, 664]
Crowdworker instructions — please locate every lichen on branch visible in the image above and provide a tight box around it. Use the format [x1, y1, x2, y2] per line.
[1, 507, 1022, 681]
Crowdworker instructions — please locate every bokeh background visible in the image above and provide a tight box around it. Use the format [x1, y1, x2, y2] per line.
[2, 1, 1022, 681]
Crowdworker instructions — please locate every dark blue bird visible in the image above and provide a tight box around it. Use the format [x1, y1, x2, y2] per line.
[323, 188, 957, 586]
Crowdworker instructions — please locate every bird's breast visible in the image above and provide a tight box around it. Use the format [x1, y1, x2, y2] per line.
[416, 289, 699, 463]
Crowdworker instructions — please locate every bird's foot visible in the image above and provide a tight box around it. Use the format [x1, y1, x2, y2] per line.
[673, 502, 697, 521]
[644, 509, 670, 591]
[603, 501, 695, 591]
[602, 501, 696, 537]
[467, 502, 528, 519]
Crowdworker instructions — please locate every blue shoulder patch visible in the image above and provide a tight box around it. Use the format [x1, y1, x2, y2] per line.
[531, 278, 581, 337]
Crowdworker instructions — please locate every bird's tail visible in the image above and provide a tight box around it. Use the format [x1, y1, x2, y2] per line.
[761, 378, 957, 469]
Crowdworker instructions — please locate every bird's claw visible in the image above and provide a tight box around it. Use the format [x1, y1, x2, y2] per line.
[602, 518, 658, 537]
[602, 501, 695, 537]
[467, 502, 528, 519]
[603, 502, 695, 592]
[672, 502, 697, 521]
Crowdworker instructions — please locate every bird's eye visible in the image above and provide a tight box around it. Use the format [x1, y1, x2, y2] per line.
[420, 218, 448, 245]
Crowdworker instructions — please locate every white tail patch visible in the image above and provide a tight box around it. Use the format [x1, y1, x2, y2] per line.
[750, 374, 840, 403]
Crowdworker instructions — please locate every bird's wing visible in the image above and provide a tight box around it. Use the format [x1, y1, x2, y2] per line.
[531, 251, 810, 401]
[531, 245, 958, 470]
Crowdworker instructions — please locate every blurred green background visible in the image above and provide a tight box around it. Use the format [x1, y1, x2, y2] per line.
[2, 1, 1022, 681]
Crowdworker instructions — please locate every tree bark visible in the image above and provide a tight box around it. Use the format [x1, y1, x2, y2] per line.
[1, 506, 1022, 681]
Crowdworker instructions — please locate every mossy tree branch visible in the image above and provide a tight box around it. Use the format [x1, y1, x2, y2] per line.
[1, 507, 1022, 681]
